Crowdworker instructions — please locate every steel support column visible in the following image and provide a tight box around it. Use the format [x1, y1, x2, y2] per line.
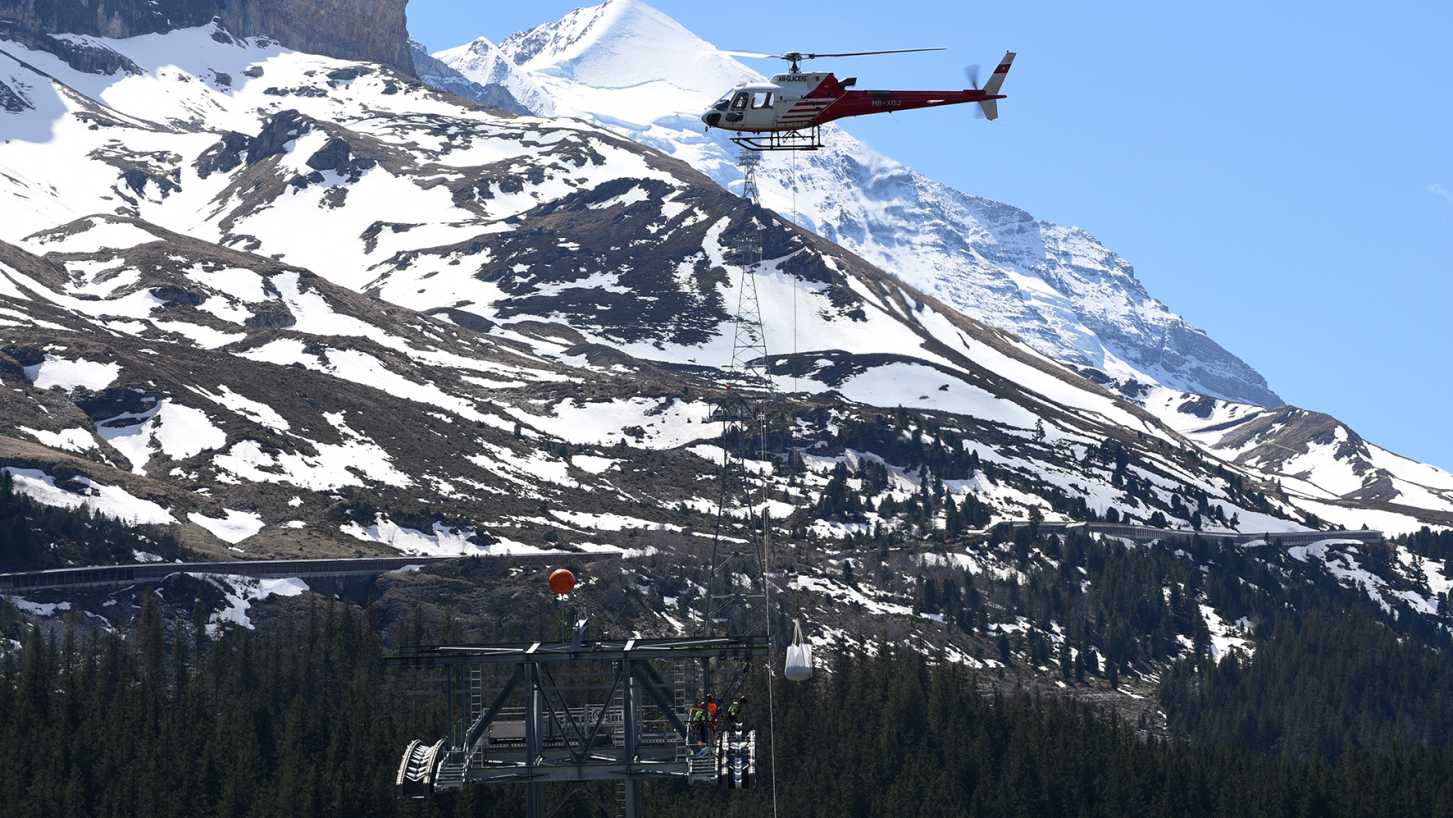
[622, 654, 641, 818]
[526, 661, 544, 818]
[446, 665, 456, 749]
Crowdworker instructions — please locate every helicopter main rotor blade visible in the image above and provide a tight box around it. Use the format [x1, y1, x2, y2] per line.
[800, 47, 945, 59]
[722, 50, 784, 59]
[723, 47, 945, 62]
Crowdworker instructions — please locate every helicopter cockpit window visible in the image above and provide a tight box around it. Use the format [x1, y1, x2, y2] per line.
[751, 91, 773, 109]
[730, 92, 749, 110]
[712, 98, 730, 112]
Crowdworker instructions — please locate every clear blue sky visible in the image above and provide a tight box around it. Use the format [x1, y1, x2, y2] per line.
[411, 0, 1453, 471]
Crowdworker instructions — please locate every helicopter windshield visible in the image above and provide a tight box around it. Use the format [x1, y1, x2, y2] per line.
[711, 98, 730, 112]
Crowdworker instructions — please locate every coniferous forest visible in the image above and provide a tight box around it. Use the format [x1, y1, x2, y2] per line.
[5, 590, 1453, 818]
[6, 475, 1453, 817]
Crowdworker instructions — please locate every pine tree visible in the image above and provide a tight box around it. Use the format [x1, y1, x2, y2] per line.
[944, 495, 961, 536]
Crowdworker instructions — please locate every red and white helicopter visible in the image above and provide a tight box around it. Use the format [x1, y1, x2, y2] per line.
[702, 48, 1015, 151]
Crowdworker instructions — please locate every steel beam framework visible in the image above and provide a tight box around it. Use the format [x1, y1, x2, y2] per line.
[390, 635, 768, 816]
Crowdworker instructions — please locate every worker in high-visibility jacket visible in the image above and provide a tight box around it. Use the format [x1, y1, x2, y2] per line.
[688, 700, 709, 753]
[725, 695, 747, 731]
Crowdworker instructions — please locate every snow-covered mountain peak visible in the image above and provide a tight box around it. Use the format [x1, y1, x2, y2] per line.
[435, 36, 498, 63]
[430, 35, 532, 98]
[490, 0, 755, 124]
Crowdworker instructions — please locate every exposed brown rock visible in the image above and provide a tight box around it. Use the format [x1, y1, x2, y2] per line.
[0, 0, 415, 76]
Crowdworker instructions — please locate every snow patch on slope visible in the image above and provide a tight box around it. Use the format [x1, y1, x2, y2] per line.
[340, 516, 488, 557]
[188, 509, 265, 544]
[23, 355, 120, 391]
[205, 575, 308, 635]
[97, 400, 227, 474]
[2, 467, 174, 525]
[18, 426, 97, 452]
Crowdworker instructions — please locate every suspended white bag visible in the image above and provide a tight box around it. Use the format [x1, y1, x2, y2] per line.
[784, 619, 813, 682]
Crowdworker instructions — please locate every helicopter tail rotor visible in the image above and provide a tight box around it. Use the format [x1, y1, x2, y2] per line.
[965, 64, 985, 117]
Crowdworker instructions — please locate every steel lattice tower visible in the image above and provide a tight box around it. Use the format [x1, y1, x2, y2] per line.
[702, 151, 774, 651]
[723, 152, 770, 382]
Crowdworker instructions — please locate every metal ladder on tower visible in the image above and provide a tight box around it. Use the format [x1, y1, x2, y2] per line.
[435, 666, 485, 791]
[467, 666, 483, 768]
[671, 661, 690, 766]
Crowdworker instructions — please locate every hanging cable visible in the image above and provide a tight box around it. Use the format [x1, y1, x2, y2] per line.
[790, 148, 800, 395]
[763, 145, 807, 818]
[758, 153, 783, 818]
[728, 148, 783, 818]
[759, 413, 781, 818]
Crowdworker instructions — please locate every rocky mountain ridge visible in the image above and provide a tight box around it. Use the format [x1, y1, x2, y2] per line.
[408, 38, 526, 114]
[1142, 386, 1453, 532]
[0, 0, 415, 75]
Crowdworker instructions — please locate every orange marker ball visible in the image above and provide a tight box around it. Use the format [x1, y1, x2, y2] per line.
[548, 568, 576, 595]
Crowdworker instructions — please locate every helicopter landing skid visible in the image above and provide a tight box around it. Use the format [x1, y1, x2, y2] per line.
[729, 127, 822, 152]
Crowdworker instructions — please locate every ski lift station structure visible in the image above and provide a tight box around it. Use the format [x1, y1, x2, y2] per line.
[391, 633, 769, 815]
